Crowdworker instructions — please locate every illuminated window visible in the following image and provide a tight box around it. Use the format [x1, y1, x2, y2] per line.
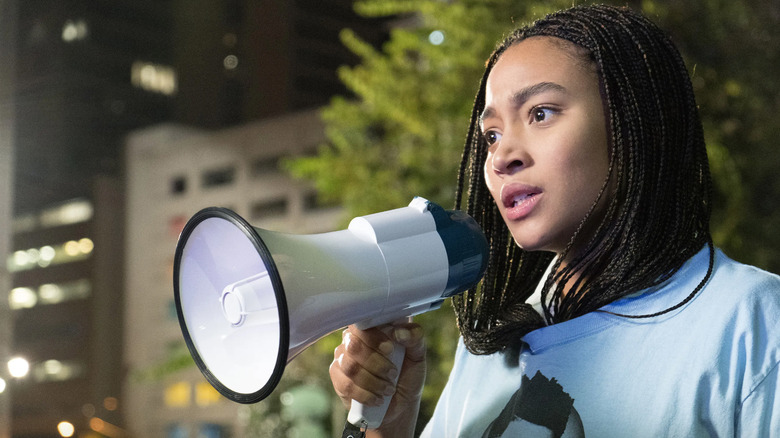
[164, 382, 191, 408]
[9, 287, 37, 309]
[41, 199, 94, 226]
[9, 279, 91, 310]
[12, 199, 93, 232]
[195, 382, 222, 407]
[31, 359, 85, 382]
[7, 238, 94, 272]
[39, 279, 92, 305]
[131, 61, 178, 96]
[62, 19, 88, 42]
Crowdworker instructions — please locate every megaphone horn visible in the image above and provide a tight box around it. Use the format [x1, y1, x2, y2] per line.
[173, 197, 488, 428]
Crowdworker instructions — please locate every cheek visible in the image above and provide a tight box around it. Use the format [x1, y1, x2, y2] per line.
[483, 158, 500, 201]
[557, 129, 609, 185]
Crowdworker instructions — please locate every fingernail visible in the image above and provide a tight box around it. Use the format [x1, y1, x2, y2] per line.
[383, 385, 396, 396]
[394, 328, 411, 342]
[371, 396, 385, 407]
[378, 340, 394, 355]
[387, 367, 398, 380]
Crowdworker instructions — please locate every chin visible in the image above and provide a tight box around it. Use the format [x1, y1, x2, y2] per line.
[511, 235, 561, 255]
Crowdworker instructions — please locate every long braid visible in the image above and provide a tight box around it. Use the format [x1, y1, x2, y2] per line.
[454, 5, 713, 354]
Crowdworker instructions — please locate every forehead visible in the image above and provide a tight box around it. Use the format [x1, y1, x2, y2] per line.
[486, 37, 597, 100]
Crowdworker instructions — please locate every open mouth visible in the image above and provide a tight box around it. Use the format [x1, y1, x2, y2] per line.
[508, 193, 537, 208]
[500, 184, 542, 220]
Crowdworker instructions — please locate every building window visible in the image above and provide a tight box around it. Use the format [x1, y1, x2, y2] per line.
[250, 198, 288, 221]
[195, 382, 222, 407]
[164, 381, 192, 408]
[61, 19, 89, 42]
[202, 167, 236, 188]
[7, 238, 94, 272]
[40, 199, 94, 228]
[166, 424, 188, 438]
[250, 156, 282, 178]
[303, 191, 339, 212]
[31, 359, 85, 382]
[38, 279, 92, 305]
[198, 423, 228, 438]
[131, 61, 178, 96]
[171, 176, 187, 195]
[9, 279, 92, 310]
[8, 287, 36, 309]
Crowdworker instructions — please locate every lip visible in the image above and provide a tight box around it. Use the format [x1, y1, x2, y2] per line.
[500, 183, 542, 221]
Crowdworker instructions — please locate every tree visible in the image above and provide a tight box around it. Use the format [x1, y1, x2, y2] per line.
[288, 0, 582, 218]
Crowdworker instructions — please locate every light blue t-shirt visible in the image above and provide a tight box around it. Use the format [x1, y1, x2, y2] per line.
[421, 247, 780, 437]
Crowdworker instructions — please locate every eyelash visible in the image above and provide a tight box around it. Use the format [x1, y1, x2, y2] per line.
[481, 106, 559, 145]
[531, 106, 558, 123]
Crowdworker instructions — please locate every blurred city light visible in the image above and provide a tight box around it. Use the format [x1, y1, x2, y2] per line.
[7, 238, 94, 272]
[8, 357, 30, 378]
[9, 287, 37, 309]
[223, 55, 239, 70]
[57, 421, 75, 437]
[0, 377, 6, 393]
[131, 61, 178, 96]
[61, 19, 89, 42]
[40, 199, 94, 227]
[428, 30, 445, 45]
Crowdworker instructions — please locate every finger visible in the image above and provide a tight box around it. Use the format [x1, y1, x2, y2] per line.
[392, 323, 425, 362]
[342, 327, 400, 378]
[343, 330, 399, 382]
[329, 352, 396, 406]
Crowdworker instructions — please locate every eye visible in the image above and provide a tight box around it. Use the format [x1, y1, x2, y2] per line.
[483, 130, 502, 145]
[531, 107, 557, 124]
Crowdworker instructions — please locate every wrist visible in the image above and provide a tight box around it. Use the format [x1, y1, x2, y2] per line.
[366, 399, 421, 438]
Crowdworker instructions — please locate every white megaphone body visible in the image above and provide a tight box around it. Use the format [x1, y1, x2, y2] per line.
[173, 197, 488, 429]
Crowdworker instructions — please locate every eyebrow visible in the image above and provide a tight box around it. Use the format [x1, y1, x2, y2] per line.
[479, 81, 568, 125]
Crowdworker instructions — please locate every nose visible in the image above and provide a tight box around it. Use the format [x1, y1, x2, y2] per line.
[489, 134, 527, 176]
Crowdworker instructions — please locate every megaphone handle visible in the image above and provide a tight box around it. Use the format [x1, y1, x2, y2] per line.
[346, 334, 406, 430]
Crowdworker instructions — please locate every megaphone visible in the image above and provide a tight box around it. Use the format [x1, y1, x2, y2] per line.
[173, 197, 488, 429]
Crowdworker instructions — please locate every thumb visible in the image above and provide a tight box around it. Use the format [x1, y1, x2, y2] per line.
[392, 324, 425, 362]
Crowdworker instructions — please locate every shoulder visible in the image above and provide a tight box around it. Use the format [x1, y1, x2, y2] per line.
[707, 249, 780, 312]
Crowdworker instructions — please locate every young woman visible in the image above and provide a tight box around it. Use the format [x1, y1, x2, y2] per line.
[329, 5, 780, 437]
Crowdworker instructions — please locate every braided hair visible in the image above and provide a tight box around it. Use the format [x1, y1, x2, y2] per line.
[454, 4, 714, 355]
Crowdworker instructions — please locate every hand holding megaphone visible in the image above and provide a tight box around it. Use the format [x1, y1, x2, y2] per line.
[332, 320, 426, 435]
[173, 197, 487, 431]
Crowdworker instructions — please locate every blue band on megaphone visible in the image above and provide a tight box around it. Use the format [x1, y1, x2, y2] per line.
[425, 202, 489, 298]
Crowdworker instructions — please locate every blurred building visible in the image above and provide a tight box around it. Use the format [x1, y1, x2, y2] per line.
[124, 109, 342, 437]
[7, 188, 124, 438]
[7, 0, 391, 436]
[13, 0, 390, 215]
[0, 0, 17, 433]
